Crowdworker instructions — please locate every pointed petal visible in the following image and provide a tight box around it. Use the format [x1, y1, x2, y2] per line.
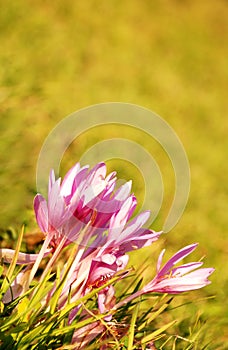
[172, 262, 203, 276]
[120, 230, 162, 252]
[108, 196, 136, 239]
[158, 243, 198, 277]
[153, 267, 215, 293]
[117, 211, 150, 243]
[48, 169, 56, 193]
[83, 181, 107, 206]
[48, 180, 66, 229]
[157, 249, 166, 273]
[34, 194, 48, 232]
[60, 162, 81, 197]
[114, 180, 132, 200]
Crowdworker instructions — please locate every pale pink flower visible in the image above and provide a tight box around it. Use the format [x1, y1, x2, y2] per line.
[34, 162, 139, 251]
[142, 243, 214, 294]
[114, 243, 214, 309]
[29, 162, 139, 287]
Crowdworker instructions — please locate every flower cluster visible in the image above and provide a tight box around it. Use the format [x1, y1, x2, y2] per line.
[0, 162, 214, 348]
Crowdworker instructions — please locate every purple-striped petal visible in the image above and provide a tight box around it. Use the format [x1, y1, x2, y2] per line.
[158, 243, 198, 278]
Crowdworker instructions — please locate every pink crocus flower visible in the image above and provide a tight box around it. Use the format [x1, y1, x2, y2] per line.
[30, 162, 138, 284]
[33, 162, 143, 259]
[142, 243, 214, 294]
[114, 243, 214, 309]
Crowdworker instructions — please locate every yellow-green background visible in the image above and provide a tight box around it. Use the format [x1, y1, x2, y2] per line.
[0, 0, 227, 347]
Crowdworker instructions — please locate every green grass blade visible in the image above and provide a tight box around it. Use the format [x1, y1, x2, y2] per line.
[138, 298, 172, 331]
[141, 320, 177, 344]
[49, 243, 78, 314]
[128, 300, 140, 350]
[0, 226, 24, 298]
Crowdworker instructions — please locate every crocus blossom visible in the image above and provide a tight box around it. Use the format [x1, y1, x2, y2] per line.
[142, 243, 214, 294]
[114, 243, 214, 309]
[34, 163, 140, 250]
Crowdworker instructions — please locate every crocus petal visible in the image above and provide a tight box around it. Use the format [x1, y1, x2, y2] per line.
[102, 171, 117, 197]
[94, 180, 133, 217]
[116, 211, 150, 243]
[158, 243, 198, 277]
[108, 196, 136, 239]
[0, 248, 51, 265]
[157, 249, 166, 273]
[114, 180, 132, 201]
[83, 181, 107, 206]
[48, 179, 66, 228]
[63, 166, 89, 206]
[98, 285, 115, 320]
[60, 162, 81, 197]
[172, 262, 203, 276]
[150, 267, 215, 293]
[71, 321, 104, 349]
[34, 194, 48, 233]
[119, 230, 161, 252]
[48, 169, 56, 193]
[84, 162, 107, 193]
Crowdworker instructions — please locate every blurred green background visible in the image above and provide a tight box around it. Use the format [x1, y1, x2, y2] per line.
[0, 0, 227, 347]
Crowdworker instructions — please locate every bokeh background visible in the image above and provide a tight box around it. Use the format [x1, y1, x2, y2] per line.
[0, 0, 227, 347]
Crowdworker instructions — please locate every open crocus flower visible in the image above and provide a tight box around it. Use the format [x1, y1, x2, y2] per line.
[142, 243, 215, 294]
[30, 162, 139, 285]
[114, 243, 214, 309]
[34, 162, 140, 251]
